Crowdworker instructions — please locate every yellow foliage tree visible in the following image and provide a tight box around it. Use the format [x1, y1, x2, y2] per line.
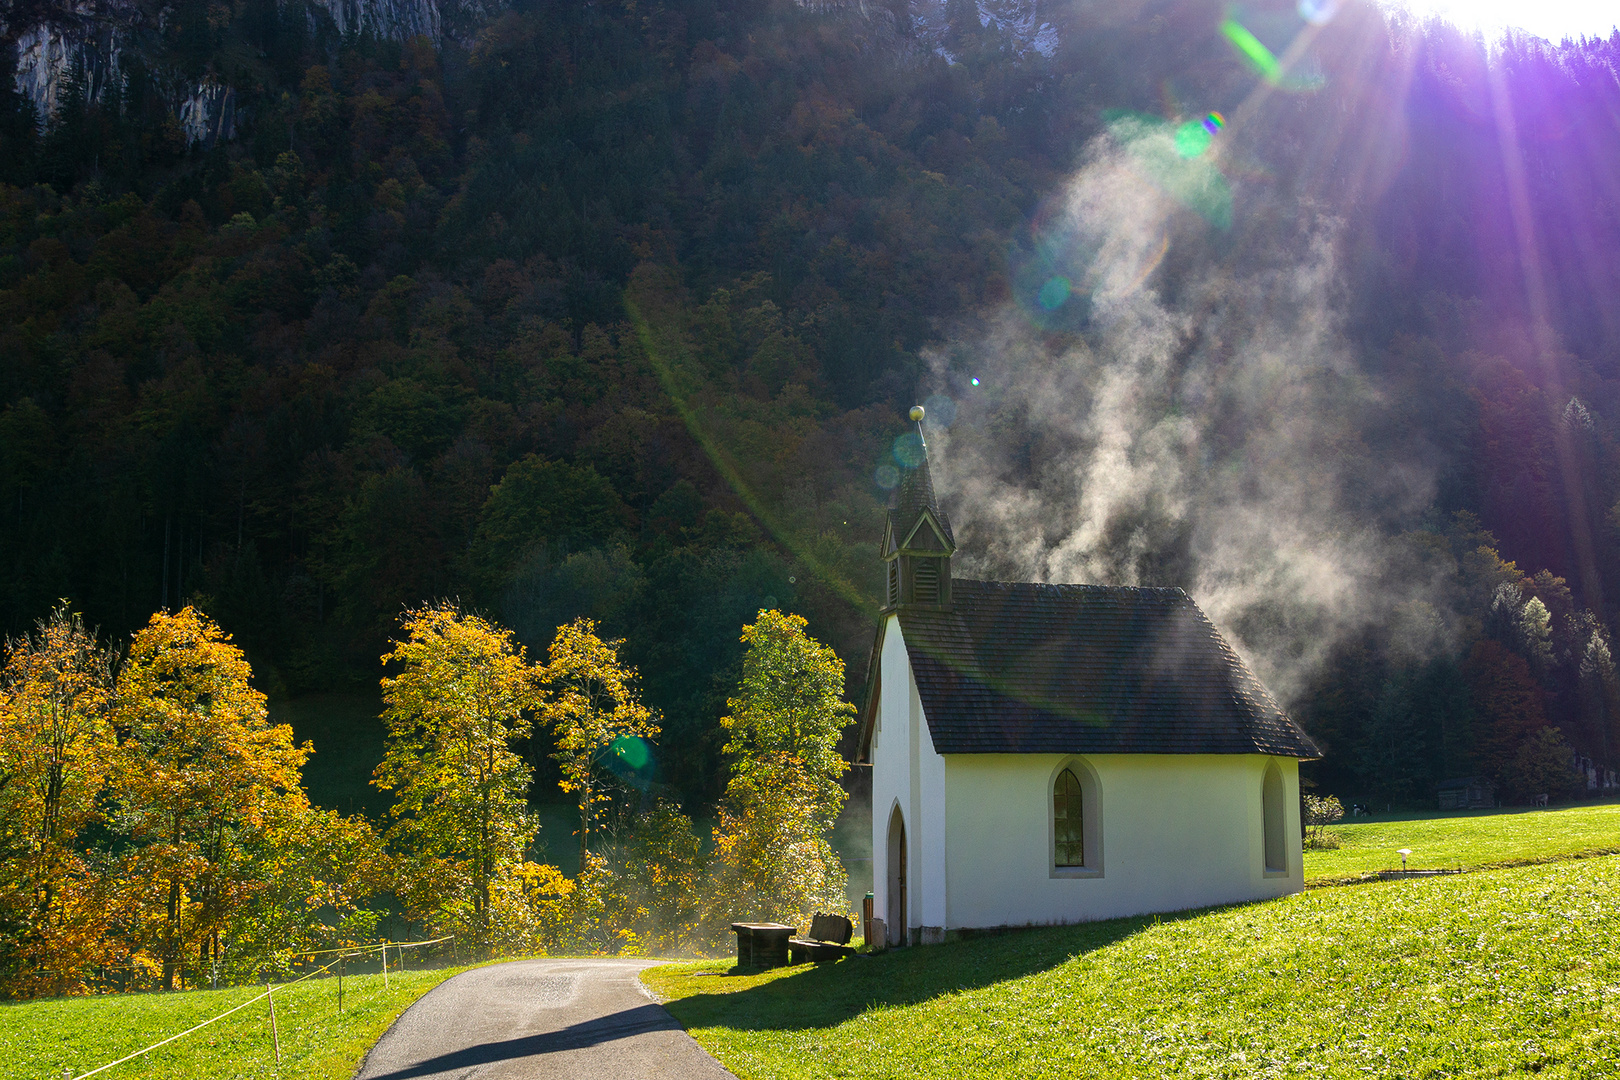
[373, 602, 536, 948]
[0, 603, 117, 997]
[114, 607, 309, 990]
[537, 618, 659, 865]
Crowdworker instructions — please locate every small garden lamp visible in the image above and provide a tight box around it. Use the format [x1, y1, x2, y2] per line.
[1397, 847, 1411, 871]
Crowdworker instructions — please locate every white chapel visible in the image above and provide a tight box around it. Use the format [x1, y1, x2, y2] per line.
[857, 411, 1322, 946]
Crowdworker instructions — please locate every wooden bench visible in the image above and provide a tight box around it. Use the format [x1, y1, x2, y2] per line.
[730, 922, 794, 969]
[788, 913, 856, 964]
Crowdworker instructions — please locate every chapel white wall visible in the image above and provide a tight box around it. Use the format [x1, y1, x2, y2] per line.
[868, 616, 946, 941]
[942, 754, 1302, 930]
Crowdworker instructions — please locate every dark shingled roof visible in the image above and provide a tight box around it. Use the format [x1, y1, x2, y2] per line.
[878, 579, 1320, 758]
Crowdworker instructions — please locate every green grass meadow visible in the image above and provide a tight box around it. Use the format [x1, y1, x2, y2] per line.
[647, 857, 1620, 1078]
[0, 965, 467, 1080]
[1303, 802, 1620, 882]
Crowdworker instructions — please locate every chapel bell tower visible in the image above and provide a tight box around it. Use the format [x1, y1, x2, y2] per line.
[882, 405, 954, 612]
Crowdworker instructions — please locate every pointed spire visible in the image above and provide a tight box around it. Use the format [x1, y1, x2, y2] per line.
[883, 405, 954, 611]
[889, 405, 954, 548]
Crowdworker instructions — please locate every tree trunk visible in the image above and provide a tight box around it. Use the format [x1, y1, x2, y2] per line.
[164, 876, 180, 990]
[579, 777, 591, 867]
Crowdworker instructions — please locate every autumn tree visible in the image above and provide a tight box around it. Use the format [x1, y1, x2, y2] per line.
[114, 607, 310, 990]
[373, 602, 536, 947]
[0, 604, 117, 996]
[706, 610, 854, 931]
[536, 618, 660, 865]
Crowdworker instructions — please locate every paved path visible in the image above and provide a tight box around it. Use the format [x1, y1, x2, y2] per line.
[355, 957, 737, 1080]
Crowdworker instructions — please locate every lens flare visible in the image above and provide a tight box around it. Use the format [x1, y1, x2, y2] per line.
[626, 295, 876, 617]
[1219, 18, 1326, 92]
[1174, 122, 1212, 158]
[971, 378, 980, 386]
[611, 735, 651, 771]
[1220, 19, 1282, 84]
[874, 463, 900, 489]
[1175, 112, 1226, 159]
[1038, 276, 1072, 310]
[923, 393, 958, 426]
[1105, 111, 1233, 229]
[893, 431, 926, 468]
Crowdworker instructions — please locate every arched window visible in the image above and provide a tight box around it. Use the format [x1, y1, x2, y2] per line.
[1262, 763, 1286, 875]
[1054, 768, 1085, 867]
[1051, 758, 1102, 877]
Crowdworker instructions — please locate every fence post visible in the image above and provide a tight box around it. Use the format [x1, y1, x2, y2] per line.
[381, 943, 389, 989]
[337, 955, 344, 1013]
[265, 983, 281, 1064]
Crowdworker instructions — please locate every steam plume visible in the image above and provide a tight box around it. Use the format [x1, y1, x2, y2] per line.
[929, 133, 1447, 702]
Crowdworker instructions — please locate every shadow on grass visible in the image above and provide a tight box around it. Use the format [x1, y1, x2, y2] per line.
[662, 915, 1151, 1033]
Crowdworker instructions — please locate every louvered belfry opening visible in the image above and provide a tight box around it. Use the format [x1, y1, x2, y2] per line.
[911, 557, 941, 604]
[882, 408, 955, 613]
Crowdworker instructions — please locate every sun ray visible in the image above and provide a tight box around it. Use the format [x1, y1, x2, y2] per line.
[1483, 49, 1605, 609]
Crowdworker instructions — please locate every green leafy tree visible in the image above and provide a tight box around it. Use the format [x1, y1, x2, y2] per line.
[537, 618, 659, 865]
[223, 806, 388, 979]
[610, 801, 705, 953]
[373, 602, 537, 949]
[1505, 727, 1583, 804]
[1301, 794, 1344, 850]
[706, 610, 854, 932]
[470, 457, 630, 594]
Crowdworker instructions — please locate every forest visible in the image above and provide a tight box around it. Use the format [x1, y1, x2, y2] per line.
[2, 0, 1620, 989]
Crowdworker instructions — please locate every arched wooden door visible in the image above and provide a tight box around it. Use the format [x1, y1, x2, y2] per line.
[886, 806, 906, 946]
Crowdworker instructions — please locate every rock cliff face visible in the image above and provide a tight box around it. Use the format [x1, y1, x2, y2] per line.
[177, 77, 237, 146]
[10, 1, 136, 125]
[319, 0, 439, 43]
[795, 0, 1060, 62]
[909, 0, 1059, 60]
[6, 0, 470, 142]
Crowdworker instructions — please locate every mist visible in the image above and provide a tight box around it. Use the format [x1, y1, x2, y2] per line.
[926, 129, 1453, 703]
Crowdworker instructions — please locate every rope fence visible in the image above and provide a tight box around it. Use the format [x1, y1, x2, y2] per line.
[62, 934, 454, 1080]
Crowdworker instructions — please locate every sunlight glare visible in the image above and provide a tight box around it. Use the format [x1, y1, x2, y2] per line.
[1381, 0, 1618, 42]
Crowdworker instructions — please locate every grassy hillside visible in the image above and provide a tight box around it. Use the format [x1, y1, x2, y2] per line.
[1303, 802, 1620, 882]
[645, 855, 1620, 1079]
[0, 966, 466, 1080]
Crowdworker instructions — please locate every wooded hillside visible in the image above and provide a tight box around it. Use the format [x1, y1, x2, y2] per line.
[3, 0, 1620, 806]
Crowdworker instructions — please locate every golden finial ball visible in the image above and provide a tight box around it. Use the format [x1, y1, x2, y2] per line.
[909, 405, 925, 422]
